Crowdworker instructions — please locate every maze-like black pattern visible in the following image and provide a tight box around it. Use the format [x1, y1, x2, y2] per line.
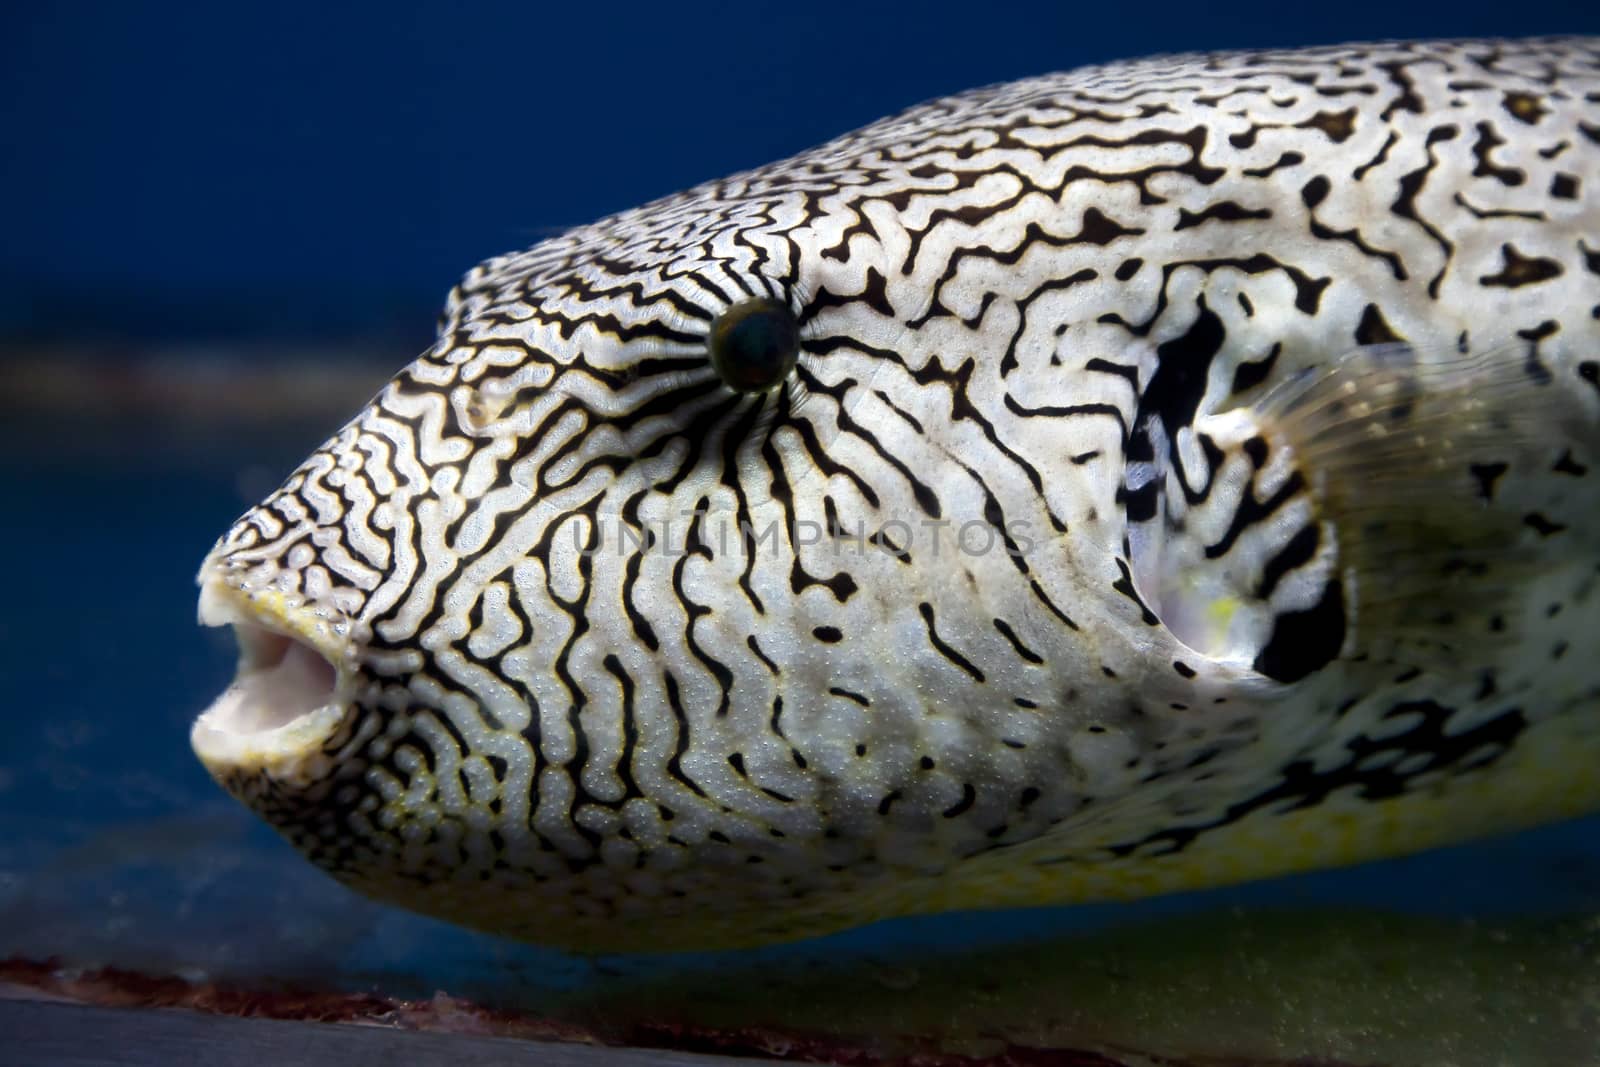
[200, 37, 1600, 949]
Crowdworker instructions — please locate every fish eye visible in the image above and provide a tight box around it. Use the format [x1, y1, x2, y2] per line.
[708, 298, 800, 392]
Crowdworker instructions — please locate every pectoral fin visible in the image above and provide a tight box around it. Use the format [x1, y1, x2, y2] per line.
[1128, 340, 1595, 681]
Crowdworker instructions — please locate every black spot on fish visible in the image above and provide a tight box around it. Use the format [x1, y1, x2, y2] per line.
[1471, 122, 1526, 186]
[1304, 107, 1358, 142]
[1254, 579, 1346, 683]
[1502, 90, 1548, 124]
[1112, 557, 1160, 625]
[1579, 361, 1599, 400]
[1524, 512, 1567, 537]
[1469, 461, 1508, 501]
[1121, 479, 1159, 522]
[1144, 296, 1225, 435]
[1553, 450, 1588, 477]
[1258, 524, 1319, 599]
[1356, 303, 1405, 345]
[942, 783, 977, 818]
[1480, 243, 1562, 287]
[1230, 343, 1280, 395]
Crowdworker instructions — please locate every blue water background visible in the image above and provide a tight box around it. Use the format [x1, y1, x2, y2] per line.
[3, 0, 1600, 1008]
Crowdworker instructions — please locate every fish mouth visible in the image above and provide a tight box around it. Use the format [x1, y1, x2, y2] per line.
[191, 575, 354, 777]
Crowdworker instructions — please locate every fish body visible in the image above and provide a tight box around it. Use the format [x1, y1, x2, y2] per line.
[193, 37, 1600, 951]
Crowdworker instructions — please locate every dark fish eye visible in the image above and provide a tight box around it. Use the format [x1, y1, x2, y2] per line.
[708, 298, 800, 392]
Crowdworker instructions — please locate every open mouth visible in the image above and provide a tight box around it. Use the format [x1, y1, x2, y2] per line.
[191, 580, 350, 773]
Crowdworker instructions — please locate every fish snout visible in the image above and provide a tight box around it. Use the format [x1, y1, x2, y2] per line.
[191, 555, 359, 787]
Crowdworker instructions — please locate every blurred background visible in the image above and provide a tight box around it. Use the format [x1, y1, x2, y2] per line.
[4, 3, 1600, 1064]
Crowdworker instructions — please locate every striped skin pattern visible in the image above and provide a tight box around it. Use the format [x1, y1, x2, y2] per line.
[194, 37, 1600, 951]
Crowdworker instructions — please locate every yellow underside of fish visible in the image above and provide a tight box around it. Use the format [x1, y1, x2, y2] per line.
[343, 696, 1600, 954]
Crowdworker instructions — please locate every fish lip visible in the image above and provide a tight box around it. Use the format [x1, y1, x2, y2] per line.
[191, 561, 358, 778]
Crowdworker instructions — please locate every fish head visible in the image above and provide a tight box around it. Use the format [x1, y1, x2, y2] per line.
[189, 37, 1600, 950]
[188, 158, 1197, 946]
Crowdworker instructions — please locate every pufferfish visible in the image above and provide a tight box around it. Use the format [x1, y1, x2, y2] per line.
[191, 36, 1600, 952]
